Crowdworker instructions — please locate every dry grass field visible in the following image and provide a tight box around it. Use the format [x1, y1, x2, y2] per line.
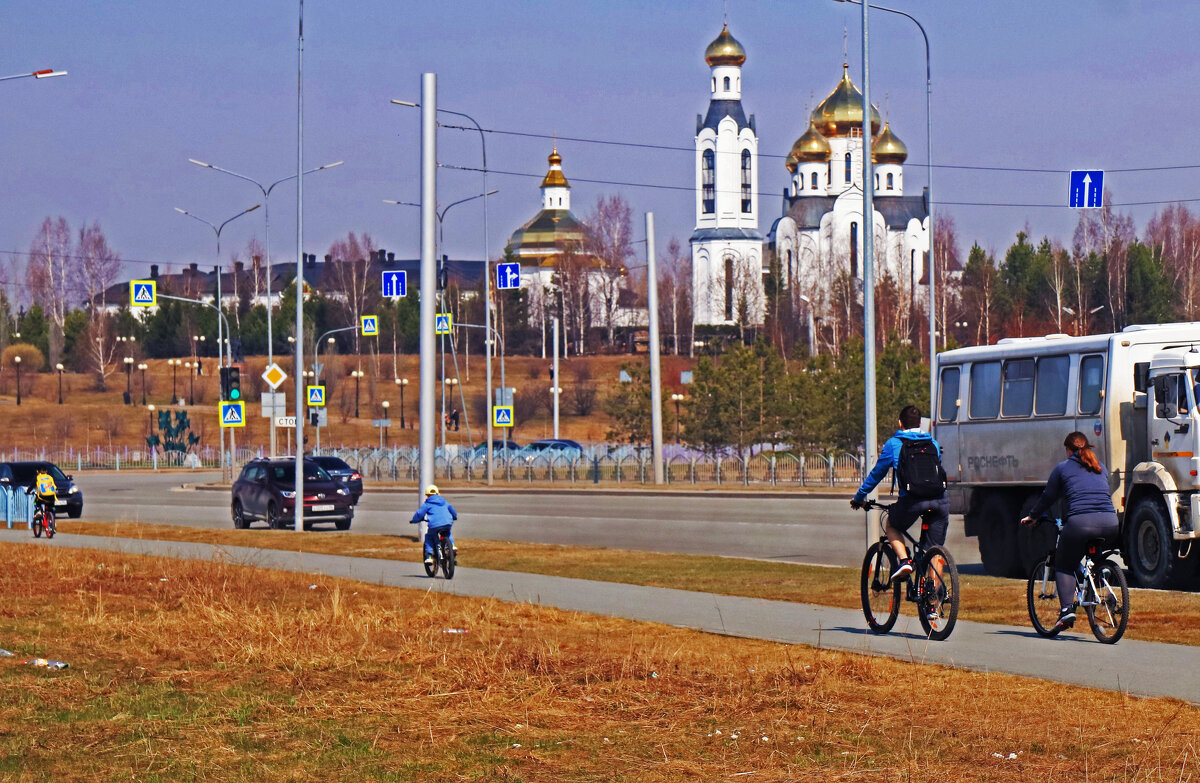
[64, 521, 1200, 648]
[1, 541, 1197, 781]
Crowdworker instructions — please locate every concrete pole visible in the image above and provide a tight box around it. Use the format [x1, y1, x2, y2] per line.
[418, 73, 437, 542]
[646, 212, 664, 485]
[293, 0, 305, 532]
[552, 316, 560, 439]
[216, 264, 225, 481]
[861, 1, 878, 549]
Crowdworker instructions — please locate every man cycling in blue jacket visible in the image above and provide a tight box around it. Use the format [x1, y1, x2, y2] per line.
[850, 405, 950, 583]
[410, 484, 457, 567]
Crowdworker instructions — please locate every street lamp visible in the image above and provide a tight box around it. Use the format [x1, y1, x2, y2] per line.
[123, 356, 134, 404]
[184, 362, 195, 405]
[443, 377, 459, 442]
[351, 369, 363, 418]
[138, 362, 148, 405]
[147, 404, 156, 437]
[167, 359, 179, 402]
[396, 377, 409, 429]
[188, 158, 344, 460]
[0, 69, 67, 84]
[13, 355, 21, 406]
[392, 99, 496, 484]
[55, 362, 64, 404]
[381, 400, 391, 449]
[834, 0, 934, 405]
[670, 393, 684, 443]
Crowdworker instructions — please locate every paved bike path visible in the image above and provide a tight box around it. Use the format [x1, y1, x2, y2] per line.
[4, 529, 1196, 705]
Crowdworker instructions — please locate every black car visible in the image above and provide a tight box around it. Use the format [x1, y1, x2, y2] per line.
[0, 461, 83, 518]
[231, 458, 354, 530]
[308, 455, 363, 502]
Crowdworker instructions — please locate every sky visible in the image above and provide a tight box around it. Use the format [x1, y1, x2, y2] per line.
[2, 0, 1197, 301]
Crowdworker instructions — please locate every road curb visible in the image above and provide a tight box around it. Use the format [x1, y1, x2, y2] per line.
[181, 482, 856, 500]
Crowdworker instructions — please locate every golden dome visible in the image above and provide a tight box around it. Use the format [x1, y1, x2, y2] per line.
[811, 64, 881, 138]
[872, 122, 907, 164]
[540, 147, 569, 189]
[704, 25, 746, 67]
[787, 120, 831, 170]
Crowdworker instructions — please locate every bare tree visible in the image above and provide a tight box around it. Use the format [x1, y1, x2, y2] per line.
[27, 216, 73, 366]
[326, 232, 378, 355]
[659, 237, 692, 356]
[78, 222, 121, 382]
[1045, 243, 1071, 333]
[584, 195, 634, 347]
[553, 242, 592, 355]
[1146, 204, 1200, 320]
[1073, 189, 1135, 330]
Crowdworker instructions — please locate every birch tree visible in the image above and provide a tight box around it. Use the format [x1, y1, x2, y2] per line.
[326, 232, 378, 356]
[78, 222, 121, 382]
[584, 195, 634, 347]
[27, 216, 73, 367]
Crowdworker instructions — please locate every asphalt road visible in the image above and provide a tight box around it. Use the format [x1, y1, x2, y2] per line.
[70, 470, 986, 571]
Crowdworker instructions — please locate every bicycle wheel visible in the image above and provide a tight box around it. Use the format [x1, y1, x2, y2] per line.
[442, 548, 456, 580]
[1086, 558, 1129, 644]
[1027, 555, 1062, 637]
[31, 513, 43, 539]
[423, 551, 437, 578]
[45, 515, 56, 539]
[861, 542, 901, 634]
[917, 545, 960, 640]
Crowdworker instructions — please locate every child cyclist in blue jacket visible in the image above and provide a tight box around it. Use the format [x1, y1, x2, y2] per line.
[410, 484, 457, 566]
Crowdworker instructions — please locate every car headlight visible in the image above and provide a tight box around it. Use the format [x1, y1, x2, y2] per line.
[68, 486, 79, 495]
[336, 488, 348, 496]
[280, 491, 296, 499]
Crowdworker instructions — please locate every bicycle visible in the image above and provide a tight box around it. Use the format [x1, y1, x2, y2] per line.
[27, 490, 56, 540]
[859, 499, 960, 640]
[423, 528, 456, 580]
[1026, 517, 1128, 643]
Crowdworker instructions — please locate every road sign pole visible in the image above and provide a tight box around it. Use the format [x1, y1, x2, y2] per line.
[647, 212, 664, 485]
[294, 0, 306, 533]
[861, 0, 879, 552]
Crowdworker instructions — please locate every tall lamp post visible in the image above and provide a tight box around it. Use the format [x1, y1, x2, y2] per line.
[396, 377, 408, 429]
[0, 69, 66, 84]
[123, 356, 134, 404]
[185, 361, 195, 405]
[138, 362, 148, 405]
[147, 404, 156, 437]
[835, 0, 933, 407]
[13, 355, 21, 406]
[671, 393, 684, 443]
[380, 400, 390, 449]
[391, 97, 496, 486]
[188, 158, 343, 459]
[168, 359, 178, 402]
[55, 363, 64, 404]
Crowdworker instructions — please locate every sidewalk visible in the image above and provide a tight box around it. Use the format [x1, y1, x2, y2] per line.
[3, 529, 1195, 704]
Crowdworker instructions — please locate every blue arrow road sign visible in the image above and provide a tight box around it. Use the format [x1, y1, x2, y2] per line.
[220, 401, 245, 428]
[496, 261, 520, 291]
[1069, 170, 1104, 208]
[382, 270, 407, 297]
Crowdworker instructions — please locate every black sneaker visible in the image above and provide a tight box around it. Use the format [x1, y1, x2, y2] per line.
[1053, 607, 1076, 633]
[892, 559, 914, 582]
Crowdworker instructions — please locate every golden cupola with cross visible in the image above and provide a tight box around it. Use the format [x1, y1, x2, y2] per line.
[507, 147, 589, 268]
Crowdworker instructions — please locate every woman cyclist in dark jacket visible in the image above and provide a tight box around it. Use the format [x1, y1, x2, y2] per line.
[1020, 432, 1119, 632]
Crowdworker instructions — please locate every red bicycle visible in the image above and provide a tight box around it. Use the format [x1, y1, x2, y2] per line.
[27, 489, 56, 539]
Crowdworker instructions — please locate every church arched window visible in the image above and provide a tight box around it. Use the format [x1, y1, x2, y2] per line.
[786, 249, 793, 288]
[702, 150, 715, 214]
[724, 256, 735, 321]
[844, 153, 852, 183]
[850, 222, 859, 279]
[740, 150, 752, 213]
[887, 172, 894, 190]
[712, 77, 716, 92]
[811, 171, 818, 190]
[723, 76, 730, 90]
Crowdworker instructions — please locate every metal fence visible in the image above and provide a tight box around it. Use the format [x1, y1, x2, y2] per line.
[0, 485, 34, 529]
[0, 444, 865, 487]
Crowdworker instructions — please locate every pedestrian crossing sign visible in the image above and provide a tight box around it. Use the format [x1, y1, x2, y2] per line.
[307, 385, 326, 406]
[492, 405, 514, 428]
[219, 401, 245, 428]
[360, 315, 379, 336]
[435, 313, 452, 335]
[130, 280, 157, 307]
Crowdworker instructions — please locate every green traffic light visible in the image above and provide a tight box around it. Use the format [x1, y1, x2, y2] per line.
[230, 389, 240, 400]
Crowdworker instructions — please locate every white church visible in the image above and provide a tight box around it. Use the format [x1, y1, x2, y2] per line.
[690, 25, 930, 328]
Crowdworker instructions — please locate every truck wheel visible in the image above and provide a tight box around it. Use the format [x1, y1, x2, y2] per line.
[1126, 499, 1178, 588]
[978, 493, 1022, 577]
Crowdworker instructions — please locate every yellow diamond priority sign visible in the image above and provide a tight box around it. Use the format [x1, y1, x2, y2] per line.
[261, 363, 287, 390]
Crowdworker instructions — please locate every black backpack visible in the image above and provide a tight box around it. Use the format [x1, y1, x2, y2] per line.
[896, 438, 947, 499]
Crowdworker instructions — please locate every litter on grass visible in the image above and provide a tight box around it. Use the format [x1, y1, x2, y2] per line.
[0, 649, 13, 657]
[443, 628, 469, 634]
[24, 658, 68, 670]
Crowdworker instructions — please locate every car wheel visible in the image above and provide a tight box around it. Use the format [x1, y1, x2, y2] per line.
[67, 506, 81, 519]
[232, 501, 247, 530]
[335, 517, 351, 531]
[266, 503, 281, 530]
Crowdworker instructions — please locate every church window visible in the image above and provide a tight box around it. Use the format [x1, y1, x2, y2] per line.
[844, 153, 852, 183]
[724, 256, 735, 321]
[786, 250, 793, 288]
[702, 150, 715, 214]
[740, 150, 752, 213]
[887, 172, 894, 190]
[850, 222, 859, 279]
[875, 174, 879, 189]
[811, 171, 818, 190]
[712, 77, 716, 91]
[827, 162, 831, 185]
[723, 76, 730, 90]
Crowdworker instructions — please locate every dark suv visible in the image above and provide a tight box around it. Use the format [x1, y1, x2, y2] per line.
[308, 455, 362, 502]
[0, 462, 83, 518]
[231, 458, 354, 530]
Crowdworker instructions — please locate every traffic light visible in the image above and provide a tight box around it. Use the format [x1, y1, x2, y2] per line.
[220, 366, 242, 401]
[438, 255, 449, 290]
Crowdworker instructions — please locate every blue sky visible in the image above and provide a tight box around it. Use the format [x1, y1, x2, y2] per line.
[1, 0, 1195, 293]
